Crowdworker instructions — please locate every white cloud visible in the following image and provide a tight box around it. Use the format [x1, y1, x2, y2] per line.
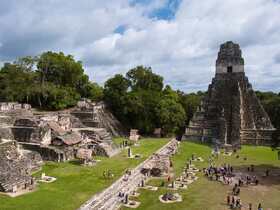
[0, 0, 280, 92]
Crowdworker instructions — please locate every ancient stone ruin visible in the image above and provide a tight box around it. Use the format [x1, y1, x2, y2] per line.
[159, 192, 182, 203]
[183, 41, 275, 147]
[142, 153, 171, 176]
[129, 129, 140, 142]
[140, 139, 179, 177]
[0, 100, 123, 162]
[71, 99, 126, 136]
[0, 100, 124, 194]
[0, 102, 31, 112]
[0, 139, 42, 193]
[153, 128, 162, 138]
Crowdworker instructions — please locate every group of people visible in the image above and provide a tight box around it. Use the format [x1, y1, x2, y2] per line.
[244, 175, 259, 185]
[118, 191, 129, 204]
[226, 195, 264, 210]
[204, 163, 261, 188]
[226, 195, 242, 209]
[204, 164, 234, 184]
[202, 148, 271, 210]
[233, 173, 259, 187]
[103, 169, 114, 179]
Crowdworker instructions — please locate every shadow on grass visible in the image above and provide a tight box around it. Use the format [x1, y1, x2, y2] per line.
[68, 159, 82, 165]
[180, 139, 212, 147]
[232, 164, 280, 187]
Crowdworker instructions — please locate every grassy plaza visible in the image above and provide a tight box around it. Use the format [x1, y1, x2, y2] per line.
[1, 139, 279, 210]
[121, 141, 280, 210]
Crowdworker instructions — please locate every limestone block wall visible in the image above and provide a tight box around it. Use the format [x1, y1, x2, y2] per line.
[12, 118, 51, 144]
[184, 72, 274, 146]
[240, 129, 274, 145]
[12, 126, 51, 144]
[20, 143, 60, 161]
[0, 140, 34, 192]
[71, 111, 98, 127]
[216, 64, 244, 74]
[71, 101, 126, 136]
[0, 102, 31, 112]
[0, 127, 13, 139]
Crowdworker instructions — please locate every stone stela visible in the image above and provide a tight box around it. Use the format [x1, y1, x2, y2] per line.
[128, 147, 133, 158]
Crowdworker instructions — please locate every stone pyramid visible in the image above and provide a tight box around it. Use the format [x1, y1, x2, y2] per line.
[183, 41, 275, 147]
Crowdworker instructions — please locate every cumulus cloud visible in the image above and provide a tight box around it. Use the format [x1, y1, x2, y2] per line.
[274, 53, 280, 64]
[0, 0, 279, 92]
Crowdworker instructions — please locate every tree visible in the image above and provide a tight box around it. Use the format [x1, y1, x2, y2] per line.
[156, 97, 186, 135]
[104, 74, 130, 122]
[0, 52, 103, 110]
[125, 66, 164, 133]
[178, 91, 204, 124]
[256, 91, 280, 129]
[0, 62, 36, 103]
[82, 82, 104, 102]
[104, 66, 185, 135]
[37, 51, 86, 88]
[126, 66, 163, 92]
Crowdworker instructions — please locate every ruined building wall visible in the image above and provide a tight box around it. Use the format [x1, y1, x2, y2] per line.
[11, 118, 51, 144]
[0, 140, 40, 192]
[71, 101, 126, 136]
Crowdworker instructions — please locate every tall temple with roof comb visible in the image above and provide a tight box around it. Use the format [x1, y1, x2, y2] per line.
[183, 41, 275, 148]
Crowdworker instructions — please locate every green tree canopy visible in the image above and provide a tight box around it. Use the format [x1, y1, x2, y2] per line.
[0, 52, 103, 110]
[104, 66, 186, 135]
[126, 66, 163, 91]
[256, 91, 280, 129]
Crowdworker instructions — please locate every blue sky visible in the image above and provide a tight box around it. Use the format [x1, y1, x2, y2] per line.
[0, 0, 280, 93]
[114, 0, 181, 34]
[131, 0, 182, 20]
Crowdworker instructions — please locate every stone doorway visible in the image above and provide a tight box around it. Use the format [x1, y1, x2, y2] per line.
[227, 66, 233, 73]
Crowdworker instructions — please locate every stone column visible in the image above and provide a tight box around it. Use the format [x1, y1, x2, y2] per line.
[128, 147, 132, 158]
[172, 181, 175, 188]
[141, 179, 145, 187]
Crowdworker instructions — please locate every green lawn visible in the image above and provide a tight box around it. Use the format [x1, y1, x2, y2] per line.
[0, 138, 169, 210]
[121, 141, 280, 210]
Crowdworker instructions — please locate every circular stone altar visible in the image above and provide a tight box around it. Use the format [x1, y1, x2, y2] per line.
[159, 192, 182, 203]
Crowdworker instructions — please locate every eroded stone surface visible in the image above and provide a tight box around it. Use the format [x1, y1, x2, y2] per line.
[0, 101, 122, 164]
[71, 100, 126, 137]
[0, 139, 41, 193]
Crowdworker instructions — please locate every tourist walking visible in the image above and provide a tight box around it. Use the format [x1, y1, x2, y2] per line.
[248, 203, 252, 210]
[227, 195, 230, 205]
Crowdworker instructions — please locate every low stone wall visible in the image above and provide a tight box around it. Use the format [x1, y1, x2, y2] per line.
[240, 129, 274, 146]
[0, 102, 31, 112]
[19, 143, 59, 161]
